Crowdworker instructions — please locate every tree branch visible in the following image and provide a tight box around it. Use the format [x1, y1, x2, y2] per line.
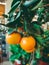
[40, 4, 49, 8]
[0, 23, 6, 26]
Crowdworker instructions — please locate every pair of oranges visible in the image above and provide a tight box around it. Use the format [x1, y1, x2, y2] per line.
[6, 32, 36, 53]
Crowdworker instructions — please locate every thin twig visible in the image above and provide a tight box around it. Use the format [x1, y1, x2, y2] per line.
[0, 23, 6, 26]
[40, 4, 49, 8]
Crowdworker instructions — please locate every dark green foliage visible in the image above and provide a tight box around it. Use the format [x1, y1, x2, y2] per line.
[43, 0, 49, 4]
[42, 47, 49, 63]
[11, 0, 21, 7]
[23, 0, 41, 9]
[2, 14, 8, 18]
[9, 44, 31, 63]
[9, 1, 20, 14]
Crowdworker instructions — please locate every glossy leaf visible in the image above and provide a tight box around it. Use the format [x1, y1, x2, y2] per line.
[30, 22, 44, 34]
[9, 1, 20, 14]
[2, 14, 8, 18]
[23, 0, 41, 9]
[7, 28, 15, 34]
[11, 0, 21, 7]
[32, 0, 43, 11]
[35, 35, 47, 47]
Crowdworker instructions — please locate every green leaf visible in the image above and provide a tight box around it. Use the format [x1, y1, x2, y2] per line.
[9, 55, 17, 62]
[10, 45, 20, 54]
[22, 6, 32, 22]
[5, 22, 17, 28]
[45, 37, 49, 41]
[37, 8, 45, 15]
[44, 30, 49, 37]
[2, 14, 8, 18]
[30, 60, 37, 65]
[24, 20, 28, 32]
[0, 18, 23, 28]
[16, 53, 22, 59]
[8, 10, 21, 22]
[5, 17, 20, 28]
[35, 48, 41, 59]
[44, 13, 49, 22]
[7, 28, 15, 35]
[23, 0, 41, 9]
[0, 23, 15, 28]
[8, 1, 20, 14]
[31, 0, 43, 11]
[8, 15, 15, 22]
[11, 0, 21, 7]
[9, 54, 21, 62]
[35, 35, 47, 47]
[30, 23, 44, 34]
[5, 10, 23, 28]
[15, 10, 21, 20]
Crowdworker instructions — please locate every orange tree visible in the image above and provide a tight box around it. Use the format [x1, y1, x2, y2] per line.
[0, 0, 49, 65]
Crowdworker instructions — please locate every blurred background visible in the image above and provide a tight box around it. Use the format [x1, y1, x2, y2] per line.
[0, 0, 13, 65]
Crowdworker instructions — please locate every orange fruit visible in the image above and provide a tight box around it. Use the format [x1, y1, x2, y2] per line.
[26, 48, 35, 53]
[20, 36, 36, 53]
[6, 32, 21, 44]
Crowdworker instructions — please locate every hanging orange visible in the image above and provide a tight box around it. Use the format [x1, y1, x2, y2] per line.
[20, 36, 36, 53]
[6, 32, 21, 44]
[26, 48, 35, 53]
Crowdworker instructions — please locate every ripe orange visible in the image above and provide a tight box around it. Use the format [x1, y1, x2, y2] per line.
[6, 32, 21, 44]
[26, 48, 35, 53]
[20, 36, 36, 53]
